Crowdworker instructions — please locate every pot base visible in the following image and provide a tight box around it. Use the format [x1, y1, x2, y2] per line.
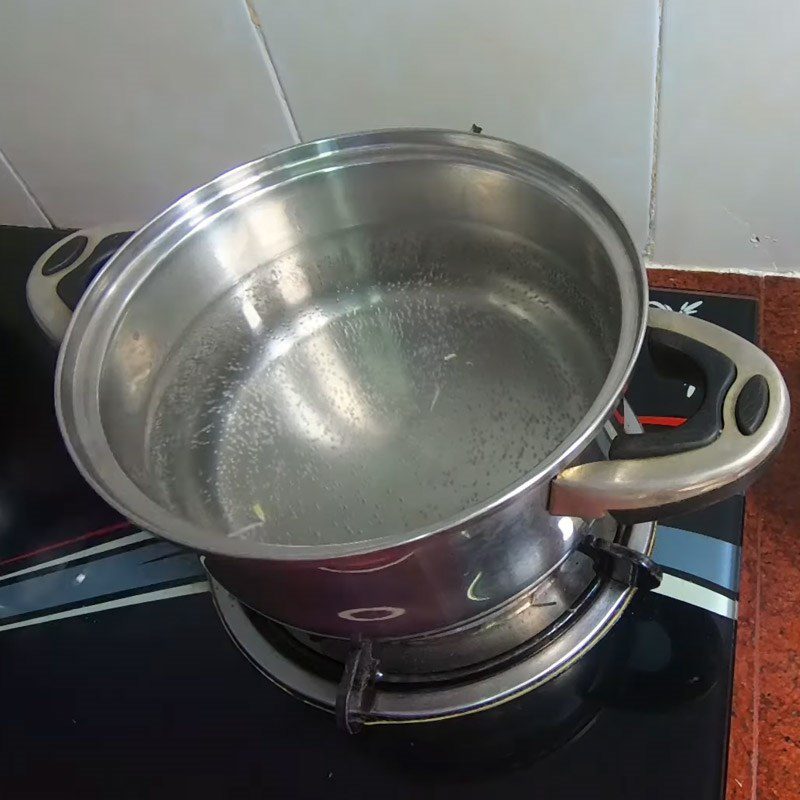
[209, 519, 656, 727]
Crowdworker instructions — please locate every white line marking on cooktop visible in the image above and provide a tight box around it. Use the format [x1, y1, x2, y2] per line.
[0, 580, 209, 632]
[0, 531, 154, 584]
[653, 573, 737, 619]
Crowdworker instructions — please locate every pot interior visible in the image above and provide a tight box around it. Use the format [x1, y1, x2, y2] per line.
[75, 133, 642, 552]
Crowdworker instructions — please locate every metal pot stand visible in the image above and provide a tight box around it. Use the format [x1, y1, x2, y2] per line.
[209, 518, 658, 732]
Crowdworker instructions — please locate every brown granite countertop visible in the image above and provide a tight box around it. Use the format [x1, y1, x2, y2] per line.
[647, 269, 800, 800]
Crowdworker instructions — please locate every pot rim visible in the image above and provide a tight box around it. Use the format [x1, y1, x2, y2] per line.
[56, 128, 647, 561]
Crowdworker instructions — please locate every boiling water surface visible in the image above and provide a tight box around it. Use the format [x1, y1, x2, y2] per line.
[147, 225, 608, 546]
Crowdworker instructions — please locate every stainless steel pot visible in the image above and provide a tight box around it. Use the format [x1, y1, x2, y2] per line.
[29, 130, 789, 638]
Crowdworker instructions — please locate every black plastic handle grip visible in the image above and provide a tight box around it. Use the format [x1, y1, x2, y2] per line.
[609, 326, 737, 460]
[549, 308, 786, 523]
[55, 231, 134, 311]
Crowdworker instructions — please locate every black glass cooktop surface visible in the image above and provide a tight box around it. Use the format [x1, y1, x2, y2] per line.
[0, 227, 754, 799]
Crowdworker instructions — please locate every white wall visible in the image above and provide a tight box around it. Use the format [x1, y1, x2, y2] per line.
[653, 0, 800, 273]
[0, 0, 797, 273]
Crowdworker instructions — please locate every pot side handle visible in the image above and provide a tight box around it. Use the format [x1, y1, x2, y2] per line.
[26, 226, 134, 342]
[549, 308, 790, 523]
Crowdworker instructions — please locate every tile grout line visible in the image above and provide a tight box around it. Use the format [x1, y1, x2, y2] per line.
[243, 0, 302, 144]
[644, 0, 666, 261]
[0, 144, 54, 227]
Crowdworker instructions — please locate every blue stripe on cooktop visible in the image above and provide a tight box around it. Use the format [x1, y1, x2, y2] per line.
[652, 525, 740, 594]
[0, 541, 204, 621]
[0, 523, 741, 623]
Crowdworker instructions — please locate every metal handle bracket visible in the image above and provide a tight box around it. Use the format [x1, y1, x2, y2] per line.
[550, 308, 789, 522]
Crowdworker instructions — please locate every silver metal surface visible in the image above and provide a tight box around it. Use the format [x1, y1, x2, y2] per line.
[201, 465, 604, 638]
[285, 515, 617, 674]
[54, 129, 648, 637]
[58, 130, 644, 556]
[210, 519, 658, 724]
[50, 129, 785, 640]
[550, 308, 790, 518]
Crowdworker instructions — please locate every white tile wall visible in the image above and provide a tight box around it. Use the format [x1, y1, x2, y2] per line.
[0, 149, 49, 226]
[0, 0, 297, 228]
[1, 0, 795, 275]
[253, 0, 660, 250]
[654, 0, 800, 272]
